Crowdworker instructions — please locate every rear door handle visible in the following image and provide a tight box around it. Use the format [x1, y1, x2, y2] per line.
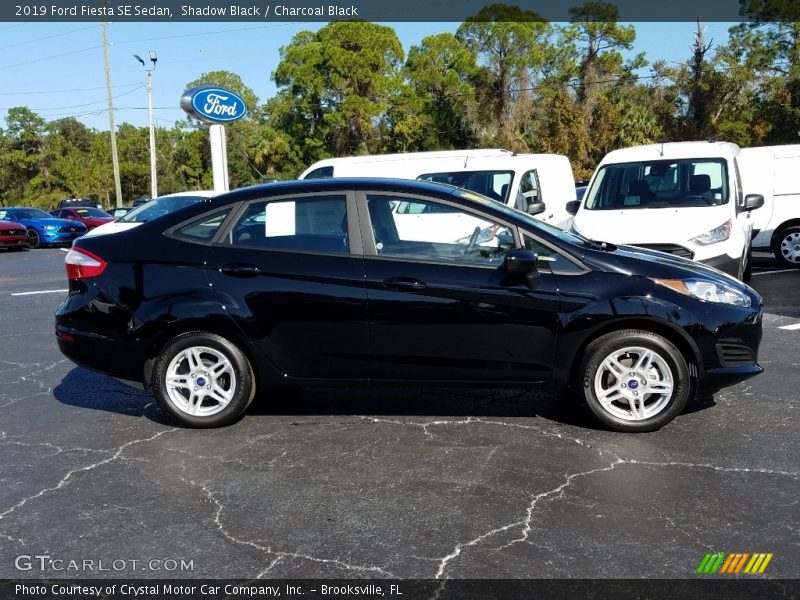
[382, 276, 427, 291]
[220, 263, 261, 277]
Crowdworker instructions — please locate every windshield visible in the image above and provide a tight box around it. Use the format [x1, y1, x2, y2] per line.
[120, 195, 210, 223]
[585, 158, 729, 210]
[75, 208, 111, 218]
[5, 208, 52, 220]
[451, 188, 589, 247]
[418, 170, 513, 204]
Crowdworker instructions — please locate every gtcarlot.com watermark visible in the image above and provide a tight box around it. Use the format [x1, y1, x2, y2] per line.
[15, 554, 194, 573]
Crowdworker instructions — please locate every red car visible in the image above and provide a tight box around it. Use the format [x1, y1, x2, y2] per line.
[0, 220, 29, 250]
[50, 207, 115, 230]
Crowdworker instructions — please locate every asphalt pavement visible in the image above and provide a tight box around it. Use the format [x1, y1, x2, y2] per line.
[0, 248, 797, 582]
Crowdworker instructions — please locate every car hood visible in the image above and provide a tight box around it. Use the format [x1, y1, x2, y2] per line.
[0, 221, 26, 231]
[572, 206, 731, 245]
[582, 242, 749, 291]
[83, 221, 142, 237]
[17, 217, 85, 229]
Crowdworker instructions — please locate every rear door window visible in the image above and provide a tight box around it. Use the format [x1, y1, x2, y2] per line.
[227, 195, 349, 254]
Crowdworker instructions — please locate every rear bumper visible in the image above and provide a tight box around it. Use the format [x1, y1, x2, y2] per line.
[56, 324, 146, 383]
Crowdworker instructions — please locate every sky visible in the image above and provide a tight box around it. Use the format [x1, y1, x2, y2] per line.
[0, 21, 736, 131]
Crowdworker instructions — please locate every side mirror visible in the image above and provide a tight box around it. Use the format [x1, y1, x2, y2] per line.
[526, 200, 546, 216]
[744, 194, 764, 211]
[566, 200, 581, 216]
[504, 249, 539, 277]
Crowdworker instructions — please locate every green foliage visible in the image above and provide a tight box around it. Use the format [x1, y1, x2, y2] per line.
[3, 7, 800, 208]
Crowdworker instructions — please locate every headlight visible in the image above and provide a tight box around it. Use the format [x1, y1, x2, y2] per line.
[651, 277, 751, 307]
[689, 219, 731, 245]
[43, 225, 58, 231]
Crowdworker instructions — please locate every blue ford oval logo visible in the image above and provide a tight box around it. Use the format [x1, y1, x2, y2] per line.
[180, 85, 247, 124]
[628, 380, 639, 390]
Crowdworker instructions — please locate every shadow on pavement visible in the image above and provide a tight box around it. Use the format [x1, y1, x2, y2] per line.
[54, 366, 718, 430]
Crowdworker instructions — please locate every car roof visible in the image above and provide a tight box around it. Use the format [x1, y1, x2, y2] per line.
[222, 177, 462, 203]
[156, 190, 217, 199]
[599, 141, 741, 166]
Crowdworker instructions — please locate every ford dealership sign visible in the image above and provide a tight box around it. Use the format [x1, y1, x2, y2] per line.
[180, 86, 247, 124]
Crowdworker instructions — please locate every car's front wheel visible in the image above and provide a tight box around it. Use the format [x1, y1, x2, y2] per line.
[27, 229, 41, 249]
[152, 332, 256, 428]
[578, 330, 691, 432]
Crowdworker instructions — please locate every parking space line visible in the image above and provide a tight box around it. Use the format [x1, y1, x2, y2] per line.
[10, 289, 67, 296]
[778, 323, 800, 331]
[751, 268, 799, 276]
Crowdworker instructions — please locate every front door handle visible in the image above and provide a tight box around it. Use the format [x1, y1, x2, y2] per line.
[382, 276, 427, 291]
[220, 263, 261, 277]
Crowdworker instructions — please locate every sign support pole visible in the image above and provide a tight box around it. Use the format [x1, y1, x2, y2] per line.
[209, 124, 229, 193]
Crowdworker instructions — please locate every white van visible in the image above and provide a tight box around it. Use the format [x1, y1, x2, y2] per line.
[299, 149, 577, 229]
[738, 144, 800, 267]
[568, 141, 764, 280]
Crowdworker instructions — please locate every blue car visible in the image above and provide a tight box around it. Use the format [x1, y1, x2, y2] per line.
[0, 207, 86, 248]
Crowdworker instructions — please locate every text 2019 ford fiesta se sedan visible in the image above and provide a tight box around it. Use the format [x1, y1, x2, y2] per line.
[55, 178, 763, 432]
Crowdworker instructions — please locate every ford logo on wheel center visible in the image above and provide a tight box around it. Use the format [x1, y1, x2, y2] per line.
[180, 86, 247, 124]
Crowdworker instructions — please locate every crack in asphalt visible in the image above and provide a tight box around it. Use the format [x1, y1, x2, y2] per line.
[0, 428, 177, 544]
[180, 476, 396, 578]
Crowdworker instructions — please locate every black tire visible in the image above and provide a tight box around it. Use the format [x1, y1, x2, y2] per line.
[152, 332, 256, 428]
[772, 225, 800, 268]
[27, 229, 41, 249]
[738, 244, 751, 282]
[743, 246, 752, 282]
[578, 329, 691, 433]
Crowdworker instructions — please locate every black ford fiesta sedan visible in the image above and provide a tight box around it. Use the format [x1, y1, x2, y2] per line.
[55, 179, 763, 432]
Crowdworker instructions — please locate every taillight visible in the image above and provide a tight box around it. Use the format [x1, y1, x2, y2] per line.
[65, 247, 107, 279]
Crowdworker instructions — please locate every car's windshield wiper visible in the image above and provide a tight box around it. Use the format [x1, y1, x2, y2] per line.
[573, 230, 616, 251]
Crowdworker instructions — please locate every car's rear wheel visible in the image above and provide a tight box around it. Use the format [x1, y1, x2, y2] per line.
[27, 229, 41, 249]
[578, 330, 691, 432]
[153, 332, 256, 428]
[772, 225, 800, 267]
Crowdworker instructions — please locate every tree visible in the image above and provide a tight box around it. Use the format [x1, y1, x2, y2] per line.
[272, 21, 404, 158]
[456, 4, 551, 141]
[403, 33, 480, 149]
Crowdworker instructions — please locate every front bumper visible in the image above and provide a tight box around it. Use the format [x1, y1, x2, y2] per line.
[701, 252, 740, 278]
[41, 230, 85, 244]
[0, 236, 28, 247]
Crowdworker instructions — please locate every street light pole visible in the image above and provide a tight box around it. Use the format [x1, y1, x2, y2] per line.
[134, 52, 158, 199]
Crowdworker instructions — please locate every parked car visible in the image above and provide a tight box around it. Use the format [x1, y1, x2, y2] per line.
[85, 191, 216, 238]
[300, 149, 578, 229]
[131, 197, 150, 207]
[0, 207, 86, 248]
[50, 207, 115, 230]
[57, 178, 763, 432]
[55, 198, 98, 209]
[739, 144, 800, 267]
[568, 141, 764, 281]
[109, 207, 133, 219]
[0, 220, 29, 251]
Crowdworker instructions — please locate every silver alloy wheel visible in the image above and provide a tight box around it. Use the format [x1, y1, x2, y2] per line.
[593, 346, 674, 422]
[164, 346, 236, 417]
[779, 231, 800, 264]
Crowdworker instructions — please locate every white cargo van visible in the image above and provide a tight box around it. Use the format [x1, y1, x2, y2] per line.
[299, 149, 577, 229]
[738, 144, 800, 267]
[568, 141, 764, 280]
